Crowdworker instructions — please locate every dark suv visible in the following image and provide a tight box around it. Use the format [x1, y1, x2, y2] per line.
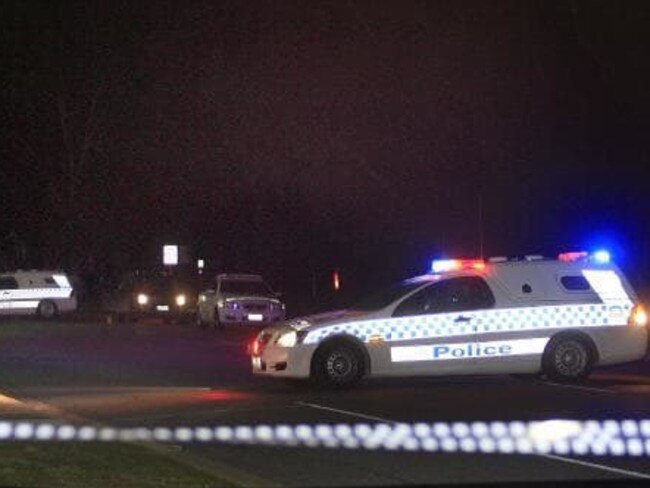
[103, 269, 200, 323]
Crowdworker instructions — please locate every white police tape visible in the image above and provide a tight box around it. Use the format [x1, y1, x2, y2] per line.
[1, 419, 649, 456]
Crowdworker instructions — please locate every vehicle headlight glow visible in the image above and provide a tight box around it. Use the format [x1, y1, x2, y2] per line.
[137, 293, 148, 305]
[176, 294, 186, 307]
[276, 330, 298, 348]
[631, 304, 648, 327]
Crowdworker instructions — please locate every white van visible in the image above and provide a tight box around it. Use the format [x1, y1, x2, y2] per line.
[250, 251, 648, 387]
[0, 270, 77, 319]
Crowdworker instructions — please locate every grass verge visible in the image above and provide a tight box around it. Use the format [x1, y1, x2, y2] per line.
[0, 442, 238, 487]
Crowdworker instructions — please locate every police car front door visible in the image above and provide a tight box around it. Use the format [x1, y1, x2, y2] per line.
[388, 277, 495, 376]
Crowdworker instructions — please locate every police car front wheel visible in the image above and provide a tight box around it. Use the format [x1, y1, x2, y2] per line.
[313, 342, 364, 388]
[543, 337, 592, 382]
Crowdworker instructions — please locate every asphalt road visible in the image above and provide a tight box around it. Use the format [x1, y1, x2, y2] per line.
[1, 317, 649, 486]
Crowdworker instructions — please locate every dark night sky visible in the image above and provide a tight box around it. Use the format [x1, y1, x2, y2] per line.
[1, 1, 649, 300]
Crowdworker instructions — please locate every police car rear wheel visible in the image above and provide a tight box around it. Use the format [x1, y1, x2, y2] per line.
[544, 338, 591, 382]
[37, 300, 58, 320]
[314, 343, 363, 388]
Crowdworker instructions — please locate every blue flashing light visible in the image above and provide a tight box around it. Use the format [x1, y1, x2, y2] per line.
[431, 259, 458, 274]
[592, 249, 611, 264]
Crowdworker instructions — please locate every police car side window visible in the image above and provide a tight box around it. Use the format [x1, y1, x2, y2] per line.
[393, 277, 495, 317]
[560, 275, 591, 291]
[0, 277, 19, 290]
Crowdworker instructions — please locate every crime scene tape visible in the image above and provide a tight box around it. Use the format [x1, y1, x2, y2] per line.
[1, 419, 650, 456]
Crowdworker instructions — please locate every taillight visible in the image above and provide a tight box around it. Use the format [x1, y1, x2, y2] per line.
[630, 304, 648, 327]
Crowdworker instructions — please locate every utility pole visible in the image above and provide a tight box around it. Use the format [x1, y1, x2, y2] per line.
[478, 193, 484, 259]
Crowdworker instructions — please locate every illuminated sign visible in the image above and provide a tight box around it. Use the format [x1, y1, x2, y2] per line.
[390, 338, 549, 362]
[163, 245, 178, 266]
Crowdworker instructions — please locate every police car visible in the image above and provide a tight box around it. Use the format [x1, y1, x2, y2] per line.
[250, 251, 648, 387]
[0, 270, 77, 319]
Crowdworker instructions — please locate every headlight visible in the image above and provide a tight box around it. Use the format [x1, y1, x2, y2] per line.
[217, 300, 225, 308]
[176, 294, 187, 307]
[276, 330, 298, 348]
[631, 304, 647, 327]
[199, 295, 206, 303]
[137, 293, 148, 305]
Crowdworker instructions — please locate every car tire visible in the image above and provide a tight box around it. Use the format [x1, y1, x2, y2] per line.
[313, 342, 364, 388]
[543, 336, 593, 383]
[37, 300, 58, 320]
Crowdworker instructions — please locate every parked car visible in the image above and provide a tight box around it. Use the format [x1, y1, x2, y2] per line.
[250, 251, 648, 387]
[197, 273, 285, 328]
[0, 270, 77, 319]
[102, 269, 199, 323]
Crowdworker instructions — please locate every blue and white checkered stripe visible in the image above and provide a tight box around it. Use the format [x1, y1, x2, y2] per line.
[302, 302, 633, 345]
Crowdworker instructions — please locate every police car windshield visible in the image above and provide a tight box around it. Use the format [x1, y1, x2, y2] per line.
[221, 280, 272, 295]
[352, 281, 424, 311]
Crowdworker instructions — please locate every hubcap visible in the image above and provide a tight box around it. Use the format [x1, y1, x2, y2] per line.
[554, 341, 587, 377]
[326, 351, 354, 379]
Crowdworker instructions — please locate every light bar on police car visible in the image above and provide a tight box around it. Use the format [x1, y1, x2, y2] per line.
[558, 249, 611, 264]
[430, 259, 485, 274]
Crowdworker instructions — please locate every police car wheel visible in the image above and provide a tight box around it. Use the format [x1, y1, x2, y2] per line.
[544, 338, 591, 382]
[37, 300, 58, 320]
[314, 343, 363, 388]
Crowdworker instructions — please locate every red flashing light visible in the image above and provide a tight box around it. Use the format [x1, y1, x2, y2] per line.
[333, 271, 340, 291]
[558, 251, 588, 262]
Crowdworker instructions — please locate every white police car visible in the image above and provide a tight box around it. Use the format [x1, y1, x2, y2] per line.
[0, 270, 77, 319]
[250, 251, 648, 387]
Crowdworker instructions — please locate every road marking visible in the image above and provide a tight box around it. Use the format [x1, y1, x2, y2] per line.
[296, 401, 395, 423]
[541, 381, 615, 394]
[539, 453, 650, 480]
[298, 400, 650, 479]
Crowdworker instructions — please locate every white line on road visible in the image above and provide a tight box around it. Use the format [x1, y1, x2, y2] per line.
[297, 400, 650, 480]
[539, 453, 650, 480]
[541, 381, 615, 394]
[296, 401, 395, 423]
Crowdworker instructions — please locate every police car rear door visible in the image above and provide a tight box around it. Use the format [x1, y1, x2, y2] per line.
[387, 276, 495, 376]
